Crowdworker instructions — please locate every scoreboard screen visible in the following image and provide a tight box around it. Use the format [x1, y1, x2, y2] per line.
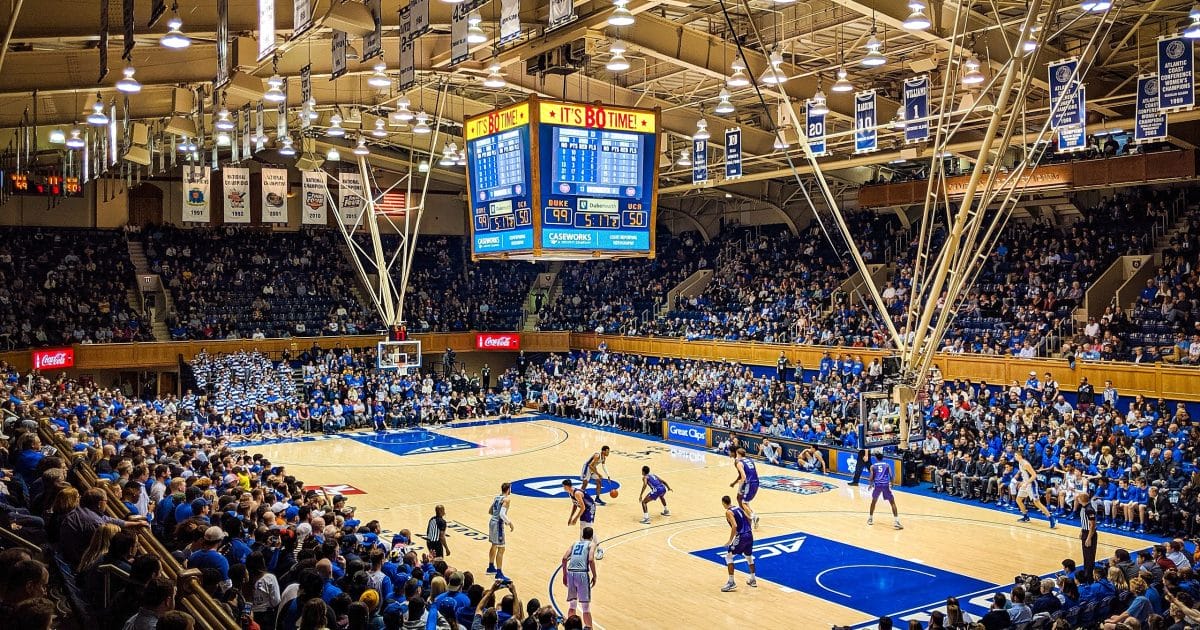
[538, 101, 656, 253]
[464, 97, 660, 260]
[465, 102, 534, 255]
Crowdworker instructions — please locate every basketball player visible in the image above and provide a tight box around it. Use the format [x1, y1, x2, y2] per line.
[561, 526, 598, 630]
[486, 482, 514, 580]
[720, 495, 757, 592]
[729, 448, 760, 529]
[638, 465, 672, 524]
[563, 478, 604, 560]
[1014, 450, 1057, 528]
[581, 446, 611, 505]
[866, 452, 903, 530]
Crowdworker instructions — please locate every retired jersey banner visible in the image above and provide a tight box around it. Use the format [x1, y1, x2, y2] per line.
[1158, 36, 1194, 111]
[301, 171, 328, 225]
[854, 90, 877, 154]
[223, 167, 251, 223]
[1048, 58, 1083, 128]
[261, 168, 288, 223]
[257, 0, 275, 61]
[1135, 74, 1168, 143]
[548, 0, 577, 31]
[331, 30, 348, 79]
[725, 127, 742, 179]
[363, 0, 383, 61]
[293, 0, 313, 38]
[692, 138, 708, 184]
[338, 171, 366, 224]
[182, 165, 210, 223]
[451, 5, 470, 66]
[500, 0, 521, 44]
[409, 0, 431, 40]
[399, 41, 416, 91]
[806, 102, 826, 156]
[903, 75, 929, 143]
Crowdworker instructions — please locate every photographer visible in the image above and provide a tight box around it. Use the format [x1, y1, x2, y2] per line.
[471, 579, 524, 630]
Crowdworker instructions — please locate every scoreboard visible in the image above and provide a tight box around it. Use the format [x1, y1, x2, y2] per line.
[465, 96, 660, 260]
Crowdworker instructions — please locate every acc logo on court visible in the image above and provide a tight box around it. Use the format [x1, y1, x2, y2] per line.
[509, 475, 621, 499]
[759, 475, 836, 496]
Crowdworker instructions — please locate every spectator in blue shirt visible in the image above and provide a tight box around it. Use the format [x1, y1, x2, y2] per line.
[1103, 576, 1153, 628]
[187, 526, 231, 584]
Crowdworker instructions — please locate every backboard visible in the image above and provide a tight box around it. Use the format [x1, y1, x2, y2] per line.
[377, 340, 422, 371]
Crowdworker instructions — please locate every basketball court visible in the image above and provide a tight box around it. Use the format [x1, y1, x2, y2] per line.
[243, 415, 1154, 629]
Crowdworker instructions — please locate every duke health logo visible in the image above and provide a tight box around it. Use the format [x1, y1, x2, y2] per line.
[665, 421, 707, 446]
[510, 475, 621, 499]
[759, 475, 837, 496]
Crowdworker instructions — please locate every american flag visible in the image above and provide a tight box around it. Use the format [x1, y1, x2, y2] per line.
[374, 191, 406, 217]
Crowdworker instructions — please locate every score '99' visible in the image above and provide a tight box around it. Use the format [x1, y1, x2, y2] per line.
[545, 207, 571, 224]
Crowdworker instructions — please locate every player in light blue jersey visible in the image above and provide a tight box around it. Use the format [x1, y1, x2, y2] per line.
[638, 465, 672, 524]
[729, 448, 760, 529]
[486, 482, 514, 580]
[721, 495, 756, 592]
[561, 526, 597, 630]
[866, 452, 903, 530]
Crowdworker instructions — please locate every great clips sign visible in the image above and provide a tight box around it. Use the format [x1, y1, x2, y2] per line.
[32, 347, 75, 370]
[475, 333, 520, 350]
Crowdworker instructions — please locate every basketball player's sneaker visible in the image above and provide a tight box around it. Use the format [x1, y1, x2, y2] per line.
[867, 517, 874, 525]
[595, 548, 605, 560]
[894, 520, 903, 530]
[595, 497, 607, 506]
[1018, 514, 1031, 522]
[495, 571, 510, 582]
[486, 564, 497, 574]
[752, 513, 760, 529]
[721, 581, 737, 592]
[661, 509, 670, 516]
[746, 578, 758, 588]
[1049, 514, 1057, 529]
[639, 516, 651, 524]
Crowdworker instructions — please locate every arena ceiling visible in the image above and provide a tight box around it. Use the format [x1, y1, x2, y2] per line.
[0, 0, 1197, 214]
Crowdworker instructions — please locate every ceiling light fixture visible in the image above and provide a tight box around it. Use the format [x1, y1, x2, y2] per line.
[861, 31, 887, 67]
[418, 159, 430, 173]
[760, 49, 788, 85]
[440, 142, 458, 167]
[65, 127, 85, 149]
[161, 15, 191, 49]
[810, 84, 830, 116]
[368, 62, 391, 88]
[326, 147, 341, 162]
[891, 110, 907, 130]
[372, 118, 388, 138]
[116, 66, 141, 93]
[714, 88, 735, 114]
[327, 113, 346, 137]
[903, 0, 932, 31]
[216, 131, 232, 146]
[1079, 0, 1112, 12]
[1186, 5, 1200, 38]
[354, 136, 370, 156]
[1022, 23, 1041, 53]
[48, 128, 66, 144]
[676, 149, 692, 167]
[483, 64, 506, 88]
[456, 148, 468, 167]
[607, 40, 631, 72]
[831, 67, 853, 93]
[279, 137, 296, 156]
[728, 58, 750, 88]
[215, 107, 234, 131]
[467, 11, 488, 44]
[773, 131, 791, 151]
[608, 0, 635, 27]
[392, 96, 414, 124]
[413, 111, 432, 134]
[962, 54, 985, 86]
[264, 74, 286, 103]
[693, 118, 710, 140]
[87, 94, 109, 126]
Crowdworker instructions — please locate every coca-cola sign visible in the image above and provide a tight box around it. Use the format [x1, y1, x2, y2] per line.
[475, 333, 520, 351]
[31, 347, 75, 370]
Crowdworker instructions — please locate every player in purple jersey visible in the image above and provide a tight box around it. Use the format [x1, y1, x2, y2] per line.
[564, 478, 604, 560]
[638, 465, 672, 524]
[866, 452, 903, 530]
[721, 495, 757, 592]
[729, 448, 761, 529]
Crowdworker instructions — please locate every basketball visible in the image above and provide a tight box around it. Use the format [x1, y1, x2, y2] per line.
[609, 489, 619, 498]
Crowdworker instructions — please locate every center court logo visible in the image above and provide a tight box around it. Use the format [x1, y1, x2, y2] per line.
[510, 475, 621, 499]
[759, 475, 837, 496]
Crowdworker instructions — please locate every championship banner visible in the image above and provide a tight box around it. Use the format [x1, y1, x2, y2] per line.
[293, 0, 313, 38]
[331, 30, 348, 79]
[903, 75, 929, 143]
[261, 168, 288, 223]
[854, 90, 877, 154]
[255, 102, 265, 152]
[806, 102, 826, 156]
[725, 127, 742, 179]
[241, 105, 252, 157]
[409, 0, 431, 40]
[1048, 58, 1083, 128]
[257, 0, 275, 61]
[216, 0, 230, 88]
[692, 138, 708, 184]
[451, 5, 470, 66]
[338, 171, 366, 224]
[500, 0, 521, 44]
[1057, 86, 1088, 153]
[1135, 74, 1168, 144]
[223, 167, 251, 223]
[548, 0, 577, 31]
[182, 165, 210, 223]
[1158, 36, 1194, 111]
[363, 0, 383, 61]
[399, 41, 416, 91]
[301, 171, 328, 225]
[231, 108, 241, 162]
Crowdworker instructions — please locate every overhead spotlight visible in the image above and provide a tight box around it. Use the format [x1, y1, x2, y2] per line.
[1186, 5, 1200, 38]
[48, 127, 66, 144]
[279, 137, 296, 156]
[215, 108, 234, 131]
[760, 49, 787, 85]
[714, 88, 735, 114]
[354, 136, 370, 156]
[413, 111, 432, 134]
[1079, 0, 1111, 12]
[903, 0, 932, 30]
[178, 137, 196, 152]
[693, 118, 710, 140]
[116, 66, 141, 93]
[216, 131, 232, 146]
[264, 75, 286, 103]
[483, 64, 506, 88]
[831, 67, 853, 93]
[327, 113, 346, 137]
[65, 127, 85, 149]
[728, 58, 750, 88]
[305, 98, 319, 120]
[962, 54, 985, 86]
[327, 146, 341, 162]
[810, 87, 830, 116]
[439, 143, 457, 167]
[456, 147, 467, 166]
[372, 118, 388, 138]
[773, 131, 791, 151]
[161, 16, 191, 49]
[1022, 24, 1041, 53]
[861, 32, 887, 67]
[418, 159, 430, 173]
[392, 96, 414, 124]
[368, 62, 391, 88]
[87, 94, 109, 126]
[891, 110, 907, 130]
[607, 40, 631, 72]
[676, 149, 692, 167]
[608, 0, 635, 27]
[467, 11, 488, 44]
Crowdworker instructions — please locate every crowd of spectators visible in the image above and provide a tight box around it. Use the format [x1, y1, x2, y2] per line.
[0, 228, 153, 349]
[143, 225, 376, 341]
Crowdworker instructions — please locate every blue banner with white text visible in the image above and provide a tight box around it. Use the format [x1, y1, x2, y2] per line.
[854, 90, 877, 154]
[725, 127, 742, 179]
[1158, 36, 1194, 111]
[1135, 74, 1168, 143]
[692, 138, 708, 184]
[1057, 87, 1088, 153]
[806, 103, 826, 156]
[1048, 58, 1083, 128]
[903, 75, 929, 143]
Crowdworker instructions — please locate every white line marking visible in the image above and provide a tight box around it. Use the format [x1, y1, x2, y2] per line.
[814, 564, 937, 599]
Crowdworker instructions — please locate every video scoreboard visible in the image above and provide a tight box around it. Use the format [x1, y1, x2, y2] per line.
[465, 96, 660, 260]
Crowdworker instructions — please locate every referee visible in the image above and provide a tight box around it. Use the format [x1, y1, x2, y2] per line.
[426, 504, 450, 559]
[1077, 492, 1097, 579]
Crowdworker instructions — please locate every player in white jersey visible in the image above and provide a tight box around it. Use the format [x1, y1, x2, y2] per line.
[486, 482, 514, 580]
[1014, 450, 1057, 528]
[561, 527, 598, 630]
[581, 446, 611, 505]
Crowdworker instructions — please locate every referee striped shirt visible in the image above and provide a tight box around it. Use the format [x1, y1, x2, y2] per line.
[427, 515, 444, 542]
